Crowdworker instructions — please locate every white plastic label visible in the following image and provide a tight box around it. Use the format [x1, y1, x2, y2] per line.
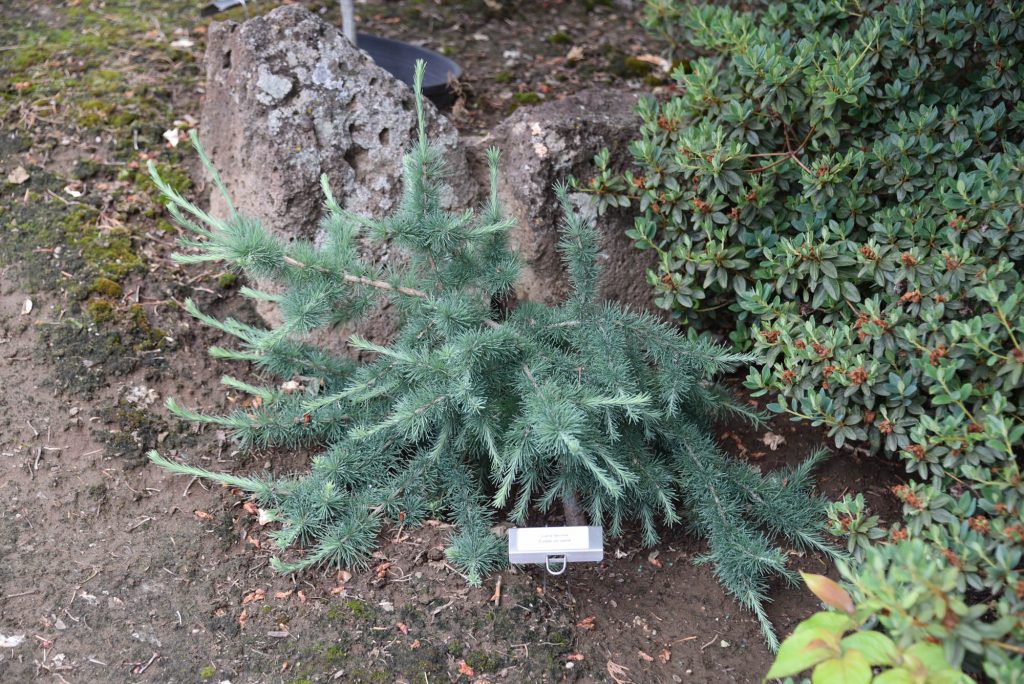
[514, 526, 590, 552]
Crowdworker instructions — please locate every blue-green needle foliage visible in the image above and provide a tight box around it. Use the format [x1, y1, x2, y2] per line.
[147, 61, 835, 648]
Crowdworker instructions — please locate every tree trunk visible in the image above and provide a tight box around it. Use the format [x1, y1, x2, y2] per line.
[562, 493, 586, 526]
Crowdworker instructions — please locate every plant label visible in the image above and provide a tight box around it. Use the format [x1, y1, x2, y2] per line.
[508, 526, 603, 575]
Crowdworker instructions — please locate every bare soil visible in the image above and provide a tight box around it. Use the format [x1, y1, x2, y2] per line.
[0, 1, 905, 682]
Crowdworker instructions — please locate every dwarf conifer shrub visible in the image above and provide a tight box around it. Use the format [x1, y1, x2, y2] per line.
[146, 63, 835, 648]
[583, 0, 1024, 673]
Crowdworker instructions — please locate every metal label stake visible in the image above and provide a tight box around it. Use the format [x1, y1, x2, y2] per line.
[508, 526, 603, 577]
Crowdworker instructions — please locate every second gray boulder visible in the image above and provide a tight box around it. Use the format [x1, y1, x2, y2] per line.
[487, 89, 656, 312]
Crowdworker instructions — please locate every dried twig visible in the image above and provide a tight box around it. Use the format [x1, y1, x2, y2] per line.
[133, 652, 159, 675]
[489, 575, 502, 606]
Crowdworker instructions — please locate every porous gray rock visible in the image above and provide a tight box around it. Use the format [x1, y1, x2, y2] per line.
[199, 4, 476, 242]
[199, 5, 477, 349]
[487, 89, 657, 312]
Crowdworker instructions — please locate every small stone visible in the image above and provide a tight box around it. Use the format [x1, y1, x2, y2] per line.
[426, 547, 444, 562]
[6, 167, 29, 185]
[719, 640, 730, 648]
[68, 407, 80, 417]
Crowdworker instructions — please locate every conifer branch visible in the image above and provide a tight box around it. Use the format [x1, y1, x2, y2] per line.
[282, 254, 431, 298]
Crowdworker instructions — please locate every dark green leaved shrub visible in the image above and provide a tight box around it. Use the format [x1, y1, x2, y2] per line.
[581, 0, 1024, 676]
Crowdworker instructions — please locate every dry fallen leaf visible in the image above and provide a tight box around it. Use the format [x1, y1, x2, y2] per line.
[243, 501, 259, 515]
[297, 590, 307, 604]
[410, 639, 421, 650]
[273, 590, 293, 600]
[242, 588, 266, 606]
[658, 649, 671, 663]
[13, 81, 31, 92]
[396, 622, 409, 635]
[567, 652, 584, 662]
[762, 432, 786, 450]
[638, 650, 654, 662]
[647, 550, 663, 569]
[7, 167, 29, 185]
[162, 128, 181, 147]
[457, 660, 475, 677]
[238, 609, 248, 627]
[607, 660, 632, 684]
[375, 562, 392, 579]
[337, 569, 352, 584]
[566, 46, 585, 62]
[632, 53, 671, 72]
[241, 395, 263, 410]
[280, 380, 302, 393]
[193, 510, 214, 521]
[720, 430, 748, 456]
[0, 634, 26, 648]
[576, 616, 596, 630]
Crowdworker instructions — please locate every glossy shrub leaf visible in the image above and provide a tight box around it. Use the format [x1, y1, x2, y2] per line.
[811, 651, 872, 684]
[801, 572, 855, 615]
[766, 624, 842, 680]
[872, 668, 914, 684]
[840, 630, 898, 666]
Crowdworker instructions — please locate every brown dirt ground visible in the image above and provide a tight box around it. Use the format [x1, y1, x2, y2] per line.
[0, 1, 905, 682]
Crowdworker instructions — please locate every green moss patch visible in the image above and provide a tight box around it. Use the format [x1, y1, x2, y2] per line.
[95, 399, 183, 470]
[508, 91, 543, 113]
